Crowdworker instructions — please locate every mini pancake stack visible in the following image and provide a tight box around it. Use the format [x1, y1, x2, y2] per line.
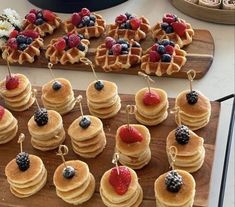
[0, 106, 18, 144]
[53, 160, 95, 205]
[0, 73, 35, 111]
[5, 154, 47, 198]
[135, 87, 169, 126]
[41, 78, 76, 115]
[28, 109, 65, 151]
[86, 80, 121, 119]
[116, 124, 151, 169]
[68, 115, 106, 158]
[175, 90, 211, 130]
[154, 170, 196, 207]
[100, 166, 143, 207]
[166, 126, 205, 173]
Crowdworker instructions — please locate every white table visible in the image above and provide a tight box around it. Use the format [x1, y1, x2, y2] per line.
[0, 0, 234, 206]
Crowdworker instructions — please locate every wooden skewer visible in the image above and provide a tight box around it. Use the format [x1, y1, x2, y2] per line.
[48, 62, 56, 80]
[126, 105, 136, 128]
[168, 146, 178, 170]
[17, 133, 25, 153]
[138, 71, 155, 93]
[80, 57, 98, 81]
[112, 152, 120, 175]
[187, 69, 196, 92]
[56, 145, 69, 169]
[75, 95, 84, 118]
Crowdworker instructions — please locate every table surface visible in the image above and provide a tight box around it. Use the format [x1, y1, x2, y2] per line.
[0, 0, 234, 207]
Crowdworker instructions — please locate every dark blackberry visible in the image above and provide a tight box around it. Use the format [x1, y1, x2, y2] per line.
[16, 152, 30, 171]
[157, 45, 166, 54]
[175, 125, 190, 144]
[117, 39, 128, 45]
[34, 108, 48, 126]
[125, 21, 131, 29]
[63, 166, 75, 179]
[36, 12, 43, 19]
[121, 43, 129, 51]
[186, 90, 198, 105]
[125, 12, 132, 19]
[165, 170, 183, 193]
[160, 39, 170, 46]
[108, 50, 113, 55]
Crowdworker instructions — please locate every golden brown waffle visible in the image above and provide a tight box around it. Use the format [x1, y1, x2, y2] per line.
[95, 39, 142, 72]
[63, 13, 105, 39]
[107, 17, 150, 42]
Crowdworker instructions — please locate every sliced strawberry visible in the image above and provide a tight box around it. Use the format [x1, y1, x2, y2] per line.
[9, 30, 19, 39]
[171, 22, 186, 37]
[143, 91, 161, 106]
[115, 14, 127, 24]
[119, 125, 144, 144]
[165, 45, 175, 55]
[71, 12, 82, 26]
[19, 30, 39, 39]
[0, 105, 5, 120]
[149, 51, 161, 62]
[54, 38, 66, 51]
[5, 75, 20, 90]
[7, 38, 18, 50]
[129, 17, 141, 30]
[80, 8, 90, 17]
[42, 10, 56, 22]
[105, 37, 116, 49]
[68, 34, 80, 48]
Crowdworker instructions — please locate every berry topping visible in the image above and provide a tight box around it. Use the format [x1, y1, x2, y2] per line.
[129, 17, 141, 30]
[111, 44, 122, 56]
[143, 91, 161, 106]
[109, 166, 131, 195]
[157, 45, 166, 54]
[161, 39, 170, 46]
[9, 30, 19, 39]
[19, 30, 39, 39]
[149, 51, 161, 62]
[52, 81, 62, 91]
[35, 18, 44, 25]
[26, 12, 36, 23]
[151, 43, 159, 51]
[19, 43, 27, 51]
[165, 170, 183, 193]
[165, 45, 174, 55]
[7, 38, 18, 50]
[82, 16, 90, 26]
[79, 116, 91, 129]
[54, 38, 66, 52]
[165, 25, 174, 34]
[80, 8, 91, 17]
[94, 80, 104, 91]
[172, 21, 187, 37]
[16, 152, 30, 171]
[161, 22, 169, 30]
[175, 125, 190, 145]
[42, 10, 56, 22]
[161, 54, 172, 62]
[29, 9, 38, 14]
[5, 75, 20, 90]
[0, 106, 5, 120]
[105, 37, 116, 49]
[71, 12, 82, 26]
[78, 44, 86, 51]
[163, 13, 176, 24]
[186, 91, 198, 105]
[16, 35, 27, 44]
[68, 34, 81, 48]
[119, 126, 144, 144]
[115, 14, 127, 24]
[63, 166, 75, 179]
[34, 108, 48, 126]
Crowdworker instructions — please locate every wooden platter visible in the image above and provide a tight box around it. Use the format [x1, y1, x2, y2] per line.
[0, 88, 221, 207]
[170, 0, 235, 25]
[0, 26, 214, 79]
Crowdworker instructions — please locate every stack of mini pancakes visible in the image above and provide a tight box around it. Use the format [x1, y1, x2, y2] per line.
[0, 73, 35, 111]
[166, 129, 205, 173]
[175, 90, 211, 130]
[100, 167, 143, 207]
[28, 110, 65, 151]
[116, 124, 151, 169]
[154, 170, 196, 207]
[86, 80, 121, 119]
[53, 160, 95, 205]
[0, 107, 18, 144]
[135, 87, 169, 126]
[41, 78, 76, 115]
[5, 154, 47, 198]
[68, 115, 106, 158]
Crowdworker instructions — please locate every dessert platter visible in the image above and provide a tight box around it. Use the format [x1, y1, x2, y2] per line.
[0, 8, 214, 79]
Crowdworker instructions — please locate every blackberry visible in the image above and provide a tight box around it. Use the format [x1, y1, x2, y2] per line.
[117, 39, 128, 45]
[161, 22, 169, 31]
[63, 166, 75, 179]
[175, 125, 190, 144]
[125, 12, 132, 19]
[16, 152, 30, 171]
[165, 170, 183, 193]
[121, 43, 129, 51]
[160, 39, 170, 46]
[186, 90, 198, 105]
[34, 108, 48, 126]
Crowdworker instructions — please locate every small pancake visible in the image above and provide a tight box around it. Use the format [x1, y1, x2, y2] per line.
[116, 124, 151, 156]
[0, 117, 17, 135]
[5, 91, 32, 107]
[0, 109, 14, 131]
[6, 96, 35, 112]
[42, 93, 74, 107]
[53, 160, 90, 192]
[179, 116, 210, 131]
[88, 95, 119, 109]
[156, 194, 194, 207]
[117, 147, 150, 161]
[130, 186, 143, 207]
[86, 80, 118, 103]
[0, 124, 18, 144]
[68, 115, 103, 141]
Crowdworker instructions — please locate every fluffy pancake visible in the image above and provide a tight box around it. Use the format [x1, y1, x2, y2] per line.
[5, 92, 32, 107]
[88, 95, 119, 109]
[0, 109, 14, 131]
[137, 103, 168, 119]
[0, 117, 17, 135]
[6, 96, 35, 112]
[0, 125, 18, 144]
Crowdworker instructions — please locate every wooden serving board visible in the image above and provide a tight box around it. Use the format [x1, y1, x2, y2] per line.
[0, 89, 221, 207]
[171, 0, 235, 25]
[0, 26, 214, 79]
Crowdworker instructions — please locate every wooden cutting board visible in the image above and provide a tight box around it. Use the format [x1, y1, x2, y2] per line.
[0, 89, 220, 207]
[0, 26, 214, 79]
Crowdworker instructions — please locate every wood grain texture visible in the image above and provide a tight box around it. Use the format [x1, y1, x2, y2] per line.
[171, 0, 235, 25]
[0, 89, 221, 207]
[0, 26, 214, 79]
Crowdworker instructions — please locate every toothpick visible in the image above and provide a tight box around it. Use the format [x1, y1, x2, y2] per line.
[17, 133, 25, 153]
[32, 89, 40, 109]
[48, 62, 56, 80]
[6, 58, 12, 77]
[170, 107, 182, 126]
[126, 105, 135, 128]
[187, 70, 196, 92]
[56, 145, 69, 169]
[76, 95, 84, 118]
[112, 152, 120, 175]
[138, 71, 155, 93]
[80, 57, 98, 81]
[168, 146, 178, 170]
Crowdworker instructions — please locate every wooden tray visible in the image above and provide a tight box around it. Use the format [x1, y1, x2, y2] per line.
[0, 26, 214, 80]
[0, 88, 221, 207]
[170, 0, 235, 25]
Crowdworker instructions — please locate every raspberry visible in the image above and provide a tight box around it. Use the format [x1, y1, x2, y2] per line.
[7, 38, 18, 50]
[111, 44, 122, 55]
[129, 17, 141, 30]
[115, 14, 127, 24]
[54, 38, 66, 51]
[9, 30, 19, 39]
[42, 10, 56, 22]
[165, 45, 174, 55]
[5, 75, 20, 90]
[105, 37, 116, 49]
[151, 43, 159, 51]
[149, 51, 161, 62]
[29, 9, 38, 14]
[80, 8, 91, 17]
[19, 30, 39, 39]
[26, 13, 36, 23]
[171, 22, 187, 37]
[71, 12, 82, 26]
[68, 34, 80, 48]
[0, 105, 5, 120]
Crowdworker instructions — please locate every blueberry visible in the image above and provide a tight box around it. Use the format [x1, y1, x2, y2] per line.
[121, 51, 129, 55]
[79, 116, 91, 129]
[19, 43, 28, 51]
[88, 20, 95, 27]
[82, 16, 90, 26]
[165, 26, 174, 34]
[37, 12, 43, 19]
[161, 54, 172, 62]
[132, 42, 141, 48]
[119, 23, 126, 29]
[63, 166, 75, 179]
[35, 18, 44, 25]
[63, 35, 69, 43]
[52, 81, 62, 91]
[169, 41, 175, 47]
[78, 34, 84, 40]
[108, 50, 113, 55]
[90, 15, 96, 22]
[161, 22, 169, 31]
[78, 23, 84, 28]
[117, 39, 127, 45]
[160, 39, 170, 46]
[26, 37, 33, 45]
[125, 12, 132, 19]
[16, 35, 27, 44]
[157, 45, 166, 54]
[78, 44, 85, 51]
[121, 43, 129, 51]
[125, 22, 131, 29]
[94, 80, 104, 91]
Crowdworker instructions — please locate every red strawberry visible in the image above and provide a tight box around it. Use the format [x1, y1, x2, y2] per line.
[5, 75, 20, 90]
[68, 34, 80, 48]
[119, 125, 144, 144]
[129, 17, 141, 30]
[165, 45, 175, 55]
[109, 166, 131, 195]
[54, 38, 66, 51]
[42, 10, 56, 22]
[171, 22, 186, 37]
[71, 12, 82, 26]
[115, 14, 127, 24]
[26, 13, 36, 23]
[111, 44, 122, 55]
[80, 8, 91, 17]
[105, 37, 116, 49]
[149, 51, 161, 62]
[19, 30, 39, 39]
[29, 9, 38, 14]
[151, 43, 159, 51]
[9, 30, 19, 38]
[7, 38, 18, 50]
[0, 105, 5, 120]
[143, 91, 161, 106]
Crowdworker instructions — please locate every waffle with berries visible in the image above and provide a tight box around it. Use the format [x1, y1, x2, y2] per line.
[23, 9, 61, 37]
[45, 33, 90, 65]
[2, 30, 43, 64]
[95, 37, 142, 72]
[107, 12, 150, 42]
[63, 8, 105, 39]
[141, 39, 187, 76]
[152, 14, 194, 48]
[100, 166, 143, 207]
[154, 170, 196, 207]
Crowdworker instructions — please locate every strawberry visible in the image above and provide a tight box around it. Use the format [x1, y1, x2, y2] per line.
[149, 51, 161, 62]
[7, 38, 18, 50]
[68, 34, 80, 48]
[0, 105, 5, 120]
[111, 44, 122, 55]
[80, 8, 91, 17]
[105, 37, 116, 49]
[5, 75, 20, 90]
[115, 14, 127, 24]
[54, 38, 66, 51]
[143, 91, 161, 106]
[9, 30, 19, 38]
[165, 45, 175, 55]
[109, 166, 131, 195]
[129, 17, 141, 30]
[71, 12, 82, 26]
[42, 10, 56, 22]
[119, 125, 144, 144]
[26, 13, 36, 23]
[171, 22, 186, 37]
[19, 30, 39, 39]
